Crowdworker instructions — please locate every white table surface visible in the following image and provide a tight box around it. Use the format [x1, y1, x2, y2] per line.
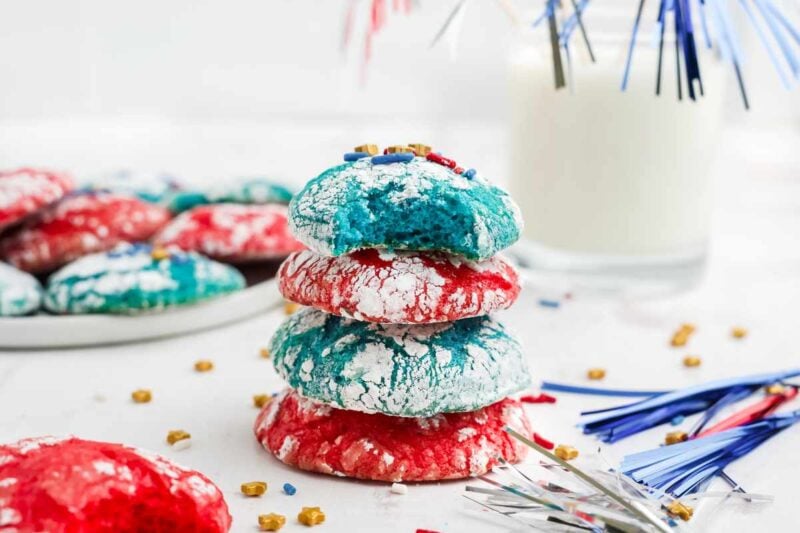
[0, 124, 798, 533]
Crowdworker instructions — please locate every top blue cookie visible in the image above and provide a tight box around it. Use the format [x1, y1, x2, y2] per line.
[289, 155, 522, 260]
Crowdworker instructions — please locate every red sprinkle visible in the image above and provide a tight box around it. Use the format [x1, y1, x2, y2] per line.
[426, 152, 457, 169]
[416, 530, 441, 533]
[453, 166, 464, 174]
[533, 432, 555, 450]
[520, 393, 557, 404]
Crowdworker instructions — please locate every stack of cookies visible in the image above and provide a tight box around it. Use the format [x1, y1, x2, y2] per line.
[255, 144, 533, 482]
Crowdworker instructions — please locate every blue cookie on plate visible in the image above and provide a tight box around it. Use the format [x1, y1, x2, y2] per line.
[169, 177, 294, 213]
[85, 170, 182, 203]
[270, 307, 531, 417]
[0, 262, 42, 316]
[44, 243, 245, 315]
[289, 148, 522, 260]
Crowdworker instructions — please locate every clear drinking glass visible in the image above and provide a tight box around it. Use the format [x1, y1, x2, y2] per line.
[508, 7, 725, 290]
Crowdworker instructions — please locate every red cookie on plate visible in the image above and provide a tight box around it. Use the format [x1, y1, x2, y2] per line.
[0, 436, 231, 533]
[278, 249, 520, 323]
[0, 168, 74, 232]
[0, 192, 171, 273]
[153, 204, 304, 262]
[254, 390, 531, 482]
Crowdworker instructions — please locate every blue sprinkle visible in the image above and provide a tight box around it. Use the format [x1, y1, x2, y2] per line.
[371, 153, 414, 165]
[671, 415, 685, 426]
[462, 168, 477, 179]
[344, 152, 370, 162]
[283, 482, 297, 495]
[538, 299, 560, 309]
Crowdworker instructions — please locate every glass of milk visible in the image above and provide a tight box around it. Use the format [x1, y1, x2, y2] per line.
[508, 6, 725, 290]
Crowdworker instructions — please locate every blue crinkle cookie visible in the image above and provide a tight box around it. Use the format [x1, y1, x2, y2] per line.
[168, 177, 294, 213]
[85, 170, 182, 203]
[270, 307, 531, 417]
[289, 156, 522, 260]
[0, 262, 42, 316]
[44, 243, 245, 315]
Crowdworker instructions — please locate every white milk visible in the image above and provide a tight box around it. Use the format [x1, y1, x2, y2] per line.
[508, 24, 725, 271]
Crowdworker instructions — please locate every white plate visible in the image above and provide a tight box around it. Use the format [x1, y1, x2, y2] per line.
[0, 279, 281, 349]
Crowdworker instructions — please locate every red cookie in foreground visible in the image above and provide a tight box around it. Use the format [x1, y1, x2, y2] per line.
[0, 168, 74, 232]
[0, 192, 171, 273]
[279, 249, 520, 323]
[254, 390, 531, 482]
[0, 436, 231, 533]
[153, 204, 305, 262]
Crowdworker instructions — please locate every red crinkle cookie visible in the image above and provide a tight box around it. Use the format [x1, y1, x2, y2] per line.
[279, 249, 520, 323]
[0, 436, 231, 533]
[153, 204, 305, 262]
[0, 168, 74, 232]
[254, 390, 532, 482]
[0, 192, 171, 273]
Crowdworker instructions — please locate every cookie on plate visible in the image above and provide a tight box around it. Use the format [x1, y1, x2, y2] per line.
[269, 307, 530, 417]
[255, 390, 531, 482]
[44, 243, 245, 314]
[85, 169, 182, 203]
[289, 150, 522, 260]
[0, 192, 171, 274]
[169, 177, 293, 213]
[279, 249, 519, 323]
[0, 168, 74, 232]
[0, 436, 231, 533]
[154, 204, 305, 262]
[0, 262, 41, 316]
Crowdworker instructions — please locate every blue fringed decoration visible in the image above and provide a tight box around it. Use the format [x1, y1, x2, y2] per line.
[577, 368, 800, 443]
[621, 410, 800, 496]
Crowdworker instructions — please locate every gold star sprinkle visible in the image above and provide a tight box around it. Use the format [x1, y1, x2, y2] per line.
[731, 327, 748, 339]
[353, 144, 379, 155]
[665, 431, 688, 445]
[297, 507, 326, 527]
[408, 143, 432, 156]
[253, 394, 272, 409]
[166, 430, 191, 445]
[666, 501, 694, 521]
[284, 301, 300, 315]
[682, 355, 701, 368]
[587, 368, 606, 380]
[151, 247, 170, 261]
[131, 389, 152, 403]
[554, 445, 579, 461]
[194, 360, 214, 372]
[259, 348, 271, 359]
[671, 323, 696, 347]
[241, 481, 268, 497]
[765, 383, 785, 395]
[258, 513, 286, 531]
[385, 145, 414, 154]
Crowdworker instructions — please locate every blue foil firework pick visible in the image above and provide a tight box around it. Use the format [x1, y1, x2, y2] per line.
[621, 410, 800, 497]
[575, 368, 800, 443]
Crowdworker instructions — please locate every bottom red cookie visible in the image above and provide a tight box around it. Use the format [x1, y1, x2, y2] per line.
[254, 390, 532, 482]
[0, 436, 231, 533]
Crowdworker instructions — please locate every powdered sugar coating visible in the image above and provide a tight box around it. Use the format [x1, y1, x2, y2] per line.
[254, 389, 531, 482]
[289, 156, 523, 260]
[0, 436, 231, 532]
[0, 168, 74, 231]
[44, 243, 245, 314]
[270, 307, 530, 416]
[0, 191, 171, 274]
[279, 249, 519, 323]
[154, 204, 304, 262]
[0, 262, 41, 316]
